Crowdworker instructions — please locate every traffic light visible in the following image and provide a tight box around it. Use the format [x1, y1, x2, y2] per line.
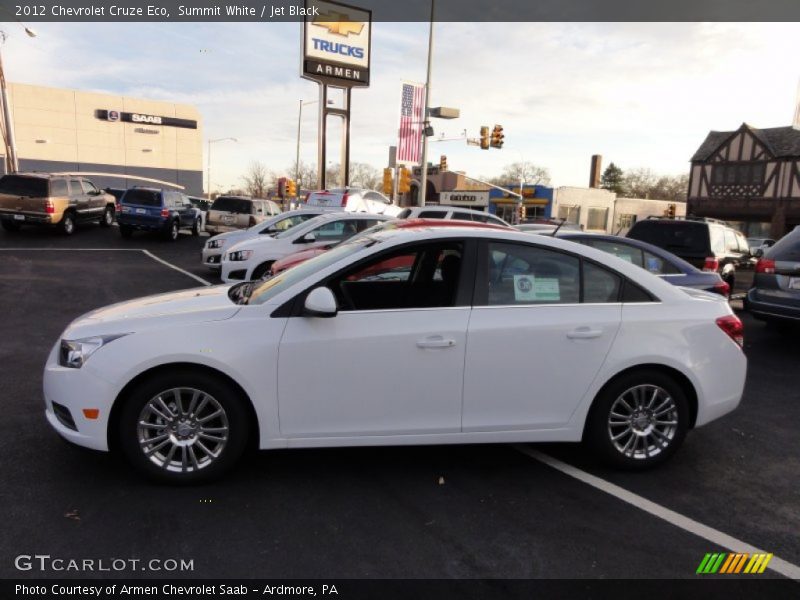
[277, 177, 287, 198]
[490, 124, 504, 149]
[667, 203, 676, 218]
[287, 179, 297, 198]
[398, 167, 411, 193]
[382, 168, 393, 196]
[480, 126, 490, 150]
[516, 203, 526, 223]
[440, 155, 448, 172]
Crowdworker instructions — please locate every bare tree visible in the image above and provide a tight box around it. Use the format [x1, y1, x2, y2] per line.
[490, 162, 551, 186]
[348, 162, 382, 190]
[287, 160, 319, 190]
[241, 161, 272, 198]
[620, 167, 689, 201]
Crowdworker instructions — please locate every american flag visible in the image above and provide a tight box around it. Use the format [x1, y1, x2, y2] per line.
[397, 82, 425, 163]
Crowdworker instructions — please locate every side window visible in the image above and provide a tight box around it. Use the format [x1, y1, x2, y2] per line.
[357, 219, 381, 232]
[583, 262, 622, 303]
[50, 179, 68, 196]
[453, 211, 476, 221]
[311, 220, 359, 242]
[418, 211, 445, 219]
[81, 180, 99, 194]
[69, 180, 82, 196]
[710, 227, 726, 254]
[643, 250, 680, 275]
[484, 242, 580, 306]
[723, 229, 739, 252]
[585, 240, 644, 268]
[735, 232, 750, 254]
[329, 242, 464, 311]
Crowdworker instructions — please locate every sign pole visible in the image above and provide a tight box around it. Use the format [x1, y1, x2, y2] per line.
[418, 0, 435, 207]
[317, 84, 327, 190]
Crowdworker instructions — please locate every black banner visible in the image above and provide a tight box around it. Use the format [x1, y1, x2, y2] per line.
[4, 0, 800, 22]
[94, 110, 198, 129]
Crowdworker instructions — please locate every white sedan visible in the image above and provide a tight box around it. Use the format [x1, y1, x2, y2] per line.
[220, 212, 391, 282]
[44, 226, 746, 483]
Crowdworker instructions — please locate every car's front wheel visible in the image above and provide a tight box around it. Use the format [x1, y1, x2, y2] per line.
[585, 369, 689, 469]
[118, 370, 249, 484]
[191, 217, 201, 236]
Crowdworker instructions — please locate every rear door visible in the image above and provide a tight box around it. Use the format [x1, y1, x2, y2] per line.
[462, 240, 622, 430]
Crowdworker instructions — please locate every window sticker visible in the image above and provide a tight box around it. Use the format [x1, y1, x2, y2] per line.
[513, 275, 561, 302]
[646, 256, 662, 272]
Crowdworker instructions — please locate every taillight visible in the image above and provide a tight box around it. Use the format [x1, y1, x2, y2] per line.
[340, 193, 349, 208]
[115, 203, 121, 214]
[249, 215, 257, 227]
[755, 258, 775, 274]
[45, 200, 55, 214]
[160, 208, 170, 218]
[703, 257, 719, 272]
[716, 315, 744, 348]
[713, 280, 730, 297]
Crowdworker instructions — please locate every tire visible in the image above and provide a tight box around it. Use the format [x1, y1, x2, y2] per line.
[250, 261, 274, 280]
[117, 369, 249, 484]
[100, 206, 114, 227]
[163, 219, 179, 242]
[60, 212, 76, 236]
[1, 219, 21, 232]
[191, 217, 201, 236]
[119, 225, 134, 239]
[584, 369, 689, 470]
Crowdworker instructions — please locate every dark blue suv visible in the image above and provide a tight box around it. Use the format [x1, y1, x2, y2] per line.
[118, 188, 201, 241]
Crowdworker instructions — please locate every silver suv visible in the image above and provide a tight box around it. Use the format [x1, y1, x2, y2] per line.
[206, 196, 282, 234]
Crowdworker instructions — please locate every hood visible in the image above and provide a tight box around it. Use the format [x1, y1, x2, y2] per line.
[64, 285, 241, 338]
[207, 229, 255, 245]
[227, 235, 284, 252]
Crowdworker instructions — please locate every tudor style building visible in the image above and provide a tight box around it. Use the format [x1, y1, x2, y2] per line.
[687, 123, 800, 237]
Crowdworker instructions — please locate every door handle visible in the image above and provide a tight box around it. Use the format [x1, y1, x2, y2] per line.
[416, 336, 456, 349]
[566, 327, 602, 340]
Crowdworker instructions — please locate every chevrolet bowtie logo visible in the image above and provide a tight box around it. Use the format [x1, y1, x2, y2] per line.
[313, 11, 364, 36]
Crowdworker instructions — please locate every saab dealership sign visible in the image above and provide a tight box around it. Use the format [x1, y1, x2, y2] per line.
[440, 191, 490, 207]
[302, 0, 371, 86]
[95, 110, 197, 129]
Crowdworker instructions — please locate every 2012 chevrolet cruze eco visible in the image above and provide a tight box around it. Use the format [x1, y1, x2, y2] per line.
[44, 226, 747, 483]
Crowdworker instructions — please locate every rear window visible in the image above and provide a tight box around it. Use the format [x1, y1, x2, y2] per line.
[305, 192, 343, 207]
[0, 175, 48, 198]
[397, 208, 413, 219]
[121, 189, 162, 207]
[212, 197, 253, 214]
[628, 221, 710, 254]
[767, 230, 800, 261]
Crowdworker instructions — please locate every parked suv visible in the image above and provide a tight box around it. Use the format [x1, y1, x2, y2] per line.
[305, 188, 402, 217]
[627, 217, 754, 296]
[744, 228, 800, 324]
[117, 188, 201, 241]
[397, 205, 510, 227]
[0, 173, 115, 235]
[205, 196, 281, 235]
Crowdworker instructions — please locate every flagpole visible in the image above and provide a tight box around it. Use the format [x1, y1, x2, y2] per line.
[418, 0, 435, 207]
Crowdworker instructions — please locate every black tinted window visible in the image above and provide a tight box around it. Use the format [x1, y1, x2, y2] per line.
[0, 176, 48, 197]
[622, 281, 655, 303]
[583, 262, 622, 303]
[418, 211, 446, 219]
[628, 221, 710, 254]
[122, 189, 162, 206]
[768, 230, 800, 261]
[212, 197, 253, 214]
[397, 209, 412, 219]
[50, 179, 68, 196]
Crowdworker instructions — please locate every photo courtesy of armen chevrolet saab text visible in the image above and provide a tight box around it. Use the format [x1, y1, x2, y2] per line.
[45, 226, 746, 483]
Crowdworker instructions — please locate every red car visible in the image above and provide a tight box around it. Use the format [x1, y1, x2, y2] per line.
[270, 218, 511, 276]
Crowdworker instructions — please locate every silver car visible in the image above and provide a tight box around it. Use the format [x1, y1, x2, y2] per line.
[205, 196, 282, 235]
[202, 209, 325, 271]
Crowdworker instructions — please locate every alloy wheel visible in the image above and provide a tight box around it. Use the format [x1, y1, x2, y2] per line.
[607, 384, 678, 460]
[137, 387, 229, 473]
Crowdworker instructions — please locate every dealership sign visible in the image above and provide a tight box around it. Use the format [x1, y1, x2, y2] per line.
[439, 191, 490, 207]
[302, 0, 371, 86]
[95, 110, 197, 129]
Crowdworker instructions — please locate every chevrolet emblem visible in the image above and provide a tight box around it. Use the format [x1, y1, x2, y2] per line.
[313, 11, 365, 36]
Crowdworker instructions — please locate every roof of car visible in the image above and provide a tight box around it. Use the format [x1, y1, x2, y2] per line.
[386, 218, 510, 231]
[7, 172, 55, 179]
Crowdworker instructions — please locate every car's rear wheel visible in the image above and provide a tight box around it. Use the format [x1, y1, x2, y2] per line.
[250, 261, 274, 280]
[585, 369, 689, 469]
[60, 212, 75, 235]
[119, 225, 134, 239]
[118, 370, 249, 484]
[1, 219, 21, 232]
[163, 220, 179, 242]
[100, 206, 114, 227]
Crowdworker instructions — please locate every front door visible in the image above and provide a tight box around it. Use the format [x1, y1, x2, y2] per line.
[462, 240, 622, 430]
[277, 240, 471, 437]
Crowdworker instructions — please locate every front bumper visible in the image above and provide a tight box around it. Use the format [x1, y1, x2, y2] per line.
[42, 344, 115, 451]
[201, 248, 223, 271]
[220, 260, 251, 282]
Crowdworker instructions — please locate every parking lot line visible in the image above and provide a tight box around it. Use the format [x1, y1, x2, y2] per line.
[514, 445, 800, 580]
[0, 248, 212, 287]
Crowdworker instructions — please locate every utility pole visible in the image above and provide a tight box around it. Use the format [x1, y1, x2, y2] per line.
[0, 32, 19, 172]
[418, 0, 435, 207]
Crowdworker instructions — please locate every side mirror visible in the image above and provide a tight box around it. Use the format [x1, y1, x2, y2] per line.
[296, 232, 316, 244]
[303, 287, 337, 318]
[754, 248, 764, 258]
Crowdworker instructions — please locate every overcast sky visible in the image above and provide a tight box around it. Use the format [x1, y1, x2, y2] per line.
[4, 22, 800, 191]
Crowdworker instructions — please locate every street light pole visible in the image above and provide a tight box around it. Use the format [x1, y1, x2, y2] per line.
[418, 0, 435, 207]
[0, 27, 37, 174]
[207, 137, 237, 201]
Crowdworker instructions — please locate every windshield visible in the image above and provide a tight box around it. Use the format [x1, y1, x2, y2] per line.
[275, 214, 329, 239]
[248, 236, 378, 305]
[0, 175, 49, 197]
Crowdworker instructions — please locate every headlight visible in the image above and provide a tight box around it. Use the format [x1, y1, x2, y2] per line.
[207, 239, 225, 249]
[228, 250, 253, 261]
[59, 334, 129, 369]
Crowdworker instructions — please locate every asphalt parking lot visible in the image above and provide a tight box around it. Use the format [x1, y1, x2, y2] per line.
[0, 224, 798, 581]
